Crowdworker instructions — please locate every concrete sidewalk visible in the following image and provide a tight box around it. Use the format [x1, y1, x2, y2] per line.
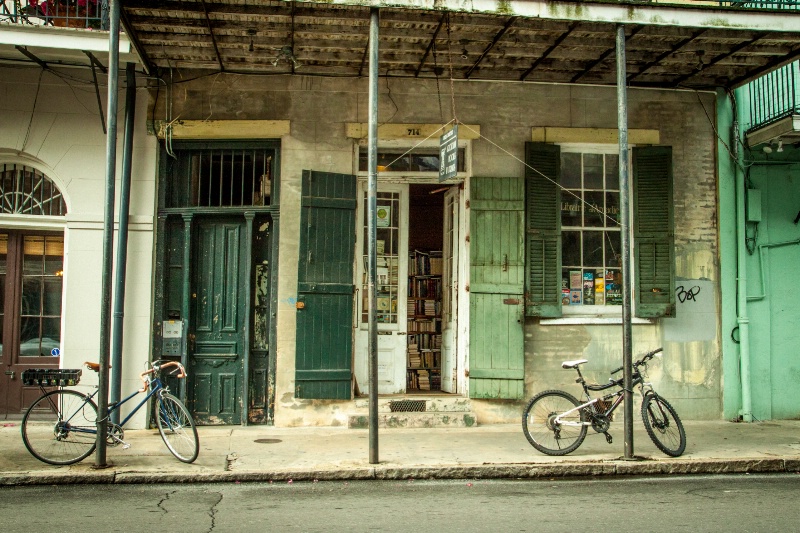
[1, 419, 799, 485]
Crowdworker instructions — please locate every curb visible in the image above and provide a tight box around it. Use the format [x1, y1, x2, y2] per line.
[2, 458, 799, 485]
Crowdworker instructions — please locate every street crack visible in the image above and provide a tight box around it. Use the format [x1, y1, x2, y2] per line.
[207, 492, 224, 532]
[157, 490, 178, 513]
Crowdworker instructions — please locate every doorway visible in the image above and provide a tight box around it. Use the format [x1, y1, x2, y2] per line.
[353, 182, 461, 395]
[0, 232, 64, 417]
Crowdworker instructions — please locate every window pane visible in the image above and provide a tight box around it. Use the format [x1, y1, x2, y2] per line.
[360, 148, 465, 172]
[561, 191, 582, 227]
[584, 154, 603, 189]
[23, 237, 44, 275]
[584, 191, 605, 227]
[605, 154, 619, 190]
[605, 231, 621, 268]
[561, 153, 581, 188]
[19, 316, 40, 355]
[605, 269, 622, 305]
[44, 279, 63, 315]
[605, 191, 620, 227]
[21, 279, 42, 315]
[583, 231, 603, 268]
[562, 231, 581, 267]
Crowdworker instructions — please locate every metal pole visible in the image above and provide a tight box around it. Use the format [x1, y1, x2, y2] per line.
[367, 7, 380, 464]
[96, 0, 120, 467]
[110, 62, 136, 425]
[616, 24, 635, 459]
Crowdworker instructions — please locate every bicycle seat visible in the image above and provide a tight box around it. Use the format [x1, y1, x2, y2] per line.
[561, 359, 588, 369]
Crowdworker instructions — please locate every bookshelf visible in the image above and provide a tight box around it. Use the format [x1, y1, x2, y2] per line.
[407, 250, 442, 391]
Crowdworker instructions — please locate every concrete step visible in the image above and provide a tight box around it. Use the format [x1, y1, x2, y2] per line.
[347, 411, 478, 429]
[353, 396, 472, 413]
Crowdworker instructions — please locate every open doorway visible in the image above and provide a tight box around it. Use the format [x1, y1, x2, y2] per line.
[406, 185, 444, 393]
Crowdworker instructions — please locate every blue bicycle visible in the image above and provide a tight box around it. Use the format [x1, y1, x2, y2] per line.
[21, 360, 199, 465]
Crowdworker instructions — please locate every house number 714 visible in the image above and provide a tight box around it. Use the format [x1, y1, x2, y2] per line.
[407, 128, 420, 136]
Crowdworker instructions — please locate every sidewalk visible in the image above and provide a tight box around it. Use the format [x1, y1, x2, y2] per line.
[1, 420, 799, 485]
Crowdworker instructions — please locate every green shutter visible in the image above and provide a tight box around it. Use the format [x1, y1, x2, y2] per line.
[633, 146, 676, 318]
[295, 170, 357, 399]
[525, 142, 562, 317]
[469, 176, 525, 399]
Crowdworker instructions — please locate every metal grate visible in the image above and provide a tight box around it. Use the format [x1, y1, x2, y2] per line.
[389, 399, 426, 412]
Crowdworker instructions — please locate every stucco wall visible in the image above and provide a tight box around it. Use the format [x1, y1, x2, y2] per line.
[158, 74, 722, 425]
[0, 65, 157, 428]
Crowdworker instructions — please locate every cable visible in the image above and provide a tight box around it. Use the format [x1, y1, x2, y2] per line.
[21, 68, 45, 152]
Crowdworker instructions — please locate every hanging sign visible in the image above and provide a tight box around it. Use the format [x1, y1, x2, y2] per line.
[439, 125, 459, 182]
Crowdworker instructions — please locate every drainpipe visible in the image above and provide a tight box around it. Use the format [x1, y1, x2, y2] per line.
[733, 113, 753, 422]
[96, 0, 121, 467]
[110, 62, 136, 424]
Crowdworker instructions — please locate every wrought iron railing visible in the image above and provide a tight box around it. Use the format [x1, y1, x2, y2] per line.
[0, 0, 107, 30]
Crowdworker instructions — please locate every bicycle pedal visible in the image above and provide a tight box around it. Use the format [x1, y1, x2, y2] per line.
[605, 433, 613, 444]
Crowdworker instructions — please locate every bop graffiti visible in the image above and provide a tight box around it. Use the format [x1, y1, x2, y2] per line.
[675, 285, 701, 303]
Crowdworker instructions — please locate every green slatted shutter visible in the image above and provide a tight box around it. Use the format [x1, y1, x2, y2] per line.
[468, 176, 525, 399]
[295, 170, 357, 399]
[525, 143, 562, 317]
[633, 146, 676, 318]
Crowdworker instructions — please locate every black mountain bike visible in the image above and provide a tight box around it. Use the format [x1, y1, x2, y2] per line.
[522, 347, 686, 457]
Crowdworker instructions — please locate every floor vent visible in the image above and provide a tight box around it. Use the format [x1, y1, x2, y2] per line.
[389, 399, 426, 412]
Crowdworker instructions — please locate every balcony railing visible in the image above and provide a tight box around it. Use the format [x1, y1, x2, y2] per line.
[1, 0, 106, 30]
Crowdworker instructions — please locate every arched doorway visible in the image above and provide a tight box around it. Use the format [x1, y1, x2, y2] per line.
[0, 163, 67, 417]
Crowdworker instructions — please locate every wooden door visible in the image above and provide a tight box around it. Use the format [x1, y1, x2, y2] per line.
[295, 170, 357, 399]
[189, 217, 247, 425]
[440, 186, 459, 393]
[0, 233, 64, 417]
[468, 177, 525, 399]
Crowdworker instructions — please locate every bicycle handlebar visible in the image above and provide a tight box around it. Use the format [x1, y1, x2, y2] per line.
[609, 347, 663, 376]
[139, 361, 187, 392]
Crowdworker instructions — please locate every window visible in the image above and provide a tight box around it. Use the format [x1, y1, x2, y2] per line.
[164, 144, 276, 208]
[358, 147, 466, 173]
[524, 143, 675, 319]
[360, 191, 400, 324]
[560, 150, 622, 308]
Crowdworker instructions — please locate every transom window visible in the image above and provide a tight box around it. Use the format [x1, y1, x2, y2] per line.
[560, 150, 622, 307]
[358, 147, 466, 173]
[0, 164, 67, 216]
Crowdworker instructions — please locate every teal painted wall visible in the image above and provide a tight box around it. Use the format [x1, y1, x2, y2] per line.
[742, 152, 800, 420]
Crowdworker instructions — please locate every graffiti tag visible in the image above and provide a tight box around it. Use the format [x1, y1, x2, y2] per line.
[675, 285, 701, 303]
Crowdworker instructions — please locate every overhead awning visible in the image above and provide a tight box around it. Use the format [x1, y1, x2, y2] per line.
[119, 0, 800, 89]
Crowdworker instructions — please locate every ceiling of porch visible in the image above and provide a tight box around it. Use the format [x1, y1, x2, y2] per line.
[119, 0, 800, 90]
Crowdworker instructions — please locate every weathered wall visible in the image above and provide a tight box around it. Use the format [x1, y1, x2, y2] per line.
[0, 65, 157, 427]
[158, 74, 721, 425]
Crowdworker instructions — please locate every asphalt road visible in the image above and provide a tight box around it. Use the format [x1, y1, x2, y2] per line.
[1, 474, 798, 532]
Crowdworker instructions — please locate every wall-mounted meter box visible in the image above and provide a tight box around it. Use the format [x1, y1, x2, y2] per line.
[747, 189, 762, 223]
[162, 320, 184, 356]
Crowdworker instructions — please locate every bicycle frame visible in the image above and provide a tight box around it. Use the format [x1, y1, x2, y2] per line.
[57, 375, 166, 436]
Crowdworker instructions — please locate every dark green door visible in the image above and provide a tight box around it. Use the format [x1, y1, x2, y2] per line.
[295, 170, 356, 399]
[469, 176, 525, 399]
[190, 217, 247, 424]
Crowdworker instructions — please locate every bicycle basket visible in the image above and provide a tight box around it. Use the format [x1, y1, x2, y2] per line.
[22, 368, 82, 387]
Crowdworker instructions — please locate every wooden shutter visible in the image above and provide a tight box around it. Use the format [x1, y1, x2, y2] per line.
[633, 146, 676, 318]
[295, 170, 357, 399]
[525, 142, 562, 317]
[469, 176, 525, 399]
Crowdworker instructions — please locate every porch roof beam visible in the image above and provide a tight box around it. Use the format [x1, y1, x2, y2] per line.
[200, 0, 225, 71]
[671, 33, 766, 87]
[414, 13, 446, 78]
[15, 45, 47, 69]
[519, 21, 577, 82]
[626, 28, 706, 83]
[571, 25, 642, 84]
[464, 16, 517, 79]
[293, 0, 800, 33]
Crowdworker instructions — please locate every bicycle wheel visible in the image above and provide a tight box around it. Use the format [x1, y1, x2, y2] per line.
[522, 390, 587, 456]
[21, 389, 98, 465]
[156, 392, 199, 463]
[641, 393, 686, 457]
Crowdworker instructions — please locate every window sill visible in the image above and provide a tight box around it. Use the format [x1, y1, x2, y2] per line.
[539, 316, 654, 325]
